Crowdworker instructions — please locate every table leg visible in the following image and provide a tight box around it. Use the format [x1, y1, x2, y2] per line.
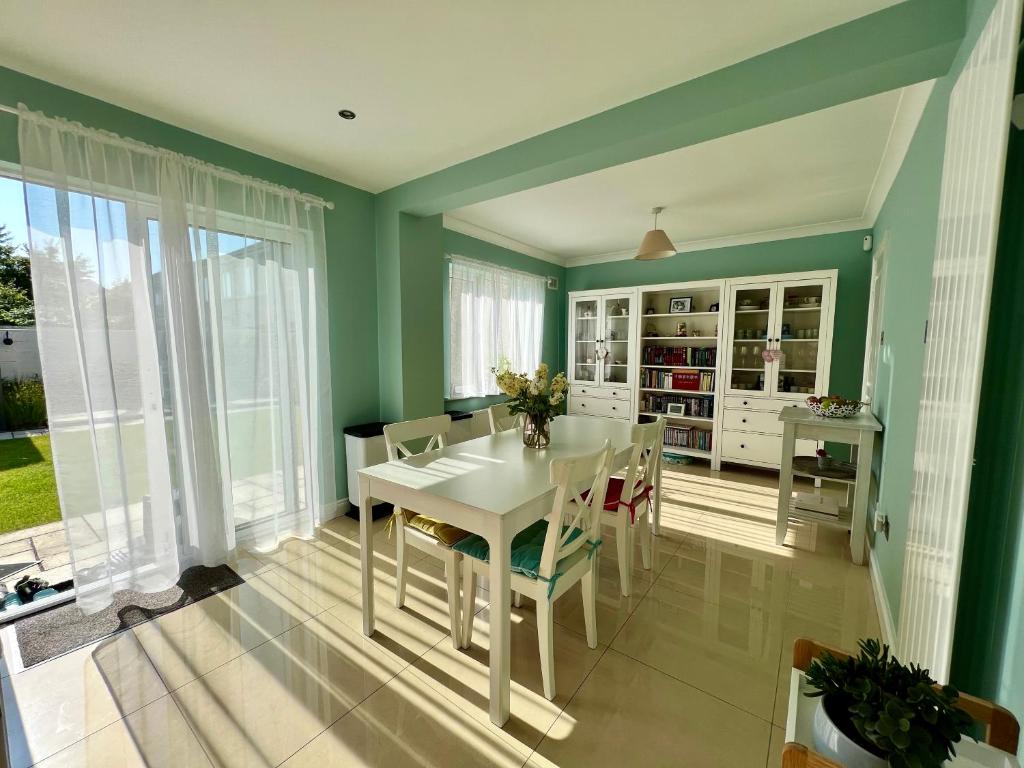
[359, 474, 375, 636]
[776, 425, 796, 546]
[850, 435, 873, 566]
[488, 526, 511, 726]
[651, 453, 663, 537]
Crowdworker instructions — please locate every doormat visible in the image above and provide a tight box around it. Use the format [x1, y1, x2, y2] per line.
[14, 563, 244, 668]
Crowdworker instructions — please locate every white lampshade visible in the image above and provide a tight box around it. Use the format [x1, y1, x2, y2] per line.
[635, 228, 676, 260]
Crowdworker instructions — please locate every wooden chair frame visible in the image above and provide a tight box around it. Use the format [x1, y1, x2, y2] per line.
[461, 440, 614, 700]
[383, 414, 464, 649]
[600, 418, 665, 596]
[487, 403, 523, 434]
[781, 638, 1020, 766]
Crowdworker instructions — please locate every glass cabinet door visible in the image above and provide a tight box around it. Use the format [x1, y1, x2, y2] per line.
[773, 278, 831, 399]
[602, 294, 632, 386]
[725, 283, 773, 394]
[570, 296, 599, 383]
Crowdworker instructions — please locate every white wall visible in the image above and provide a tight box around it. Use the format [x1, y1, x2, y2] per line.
[0, 326, 40, 380]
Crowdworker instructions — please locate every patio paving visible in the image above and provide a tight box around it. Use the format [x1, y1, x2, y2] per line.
[0, 520, 72, 599]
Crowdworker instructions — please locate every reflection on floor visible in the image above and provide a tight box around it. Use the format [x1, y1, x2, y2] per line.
[0, 463, 880, 768]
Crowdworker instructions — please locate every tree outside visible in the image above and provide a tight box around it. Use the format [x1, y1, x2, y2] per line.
[0, 225, 33, 326]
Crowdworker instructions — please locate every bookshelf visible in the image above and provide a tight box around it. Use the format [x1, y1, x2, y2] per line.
[635, 280, 725, 470]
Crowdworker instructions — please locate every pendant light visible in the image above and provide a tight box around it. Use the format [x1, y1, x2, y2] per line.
[635, 206, 676, 260]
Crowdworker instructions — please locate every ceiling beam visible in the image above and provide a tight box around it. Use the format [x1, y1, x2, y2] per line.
[380, 0, 966, 217]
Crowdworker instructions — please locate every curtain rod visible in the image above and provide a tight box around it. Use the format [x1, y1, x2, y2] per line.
[0, 102, 334, 210]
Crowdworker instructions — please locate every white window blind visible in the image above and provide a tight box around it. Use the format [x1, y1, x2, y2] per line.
[448, 255, 545, 399]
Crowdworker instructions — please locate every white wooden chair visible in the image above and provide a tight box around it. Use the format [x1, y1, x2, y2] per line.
[599, 418, 665, 596]
[384, 414, 470, 649]
[487, 402, 523, 434]
[457, 440, 614, 700]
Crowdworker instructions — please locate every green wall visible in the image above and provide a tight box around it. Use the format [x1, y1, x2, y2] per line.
[442, 229, 567, 414]
[0, 65, 379, 501]
[867, 0, 998, 631]
[567, 230, 872, 401]
[950, 39, 1024, 742]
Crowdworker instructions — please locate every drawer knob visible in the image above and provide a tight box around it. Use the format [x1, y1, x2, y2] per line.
[741, 444, 746, 449]
[611, 406, 617, 411]
[742, 418, 747, 423]
[742, 400, 748, 405]
[581, 403, 586, 408]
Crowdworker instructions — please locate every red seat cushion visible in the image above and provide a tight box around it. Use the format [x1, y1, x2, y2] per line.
[584, 477, 654, 522]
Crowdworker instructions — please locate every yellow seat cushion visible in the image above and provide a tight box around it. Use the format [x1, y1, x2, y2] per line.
[405, 513, 471, 547]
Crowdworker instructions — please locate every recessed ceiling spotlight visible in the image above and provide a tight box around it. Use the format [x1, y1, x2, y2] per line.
[338, 109, 356, 120]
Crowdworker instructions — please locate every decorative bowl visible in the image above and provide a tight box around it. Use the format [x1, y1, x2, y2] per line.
[806, 397, 864, 418]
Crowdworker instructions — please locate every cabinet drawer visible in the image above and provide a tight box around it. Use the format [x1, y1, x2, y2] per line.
[723, 395, 804, 413]
[722, 409, 783, 435]
[720, 430, 781, 464]
[569, 395, 629, 419]
[575, 384, 631, 401]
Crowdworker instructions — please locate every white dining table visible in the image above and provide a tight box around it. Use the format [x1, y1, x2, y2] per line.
[357, 414, 647, 726]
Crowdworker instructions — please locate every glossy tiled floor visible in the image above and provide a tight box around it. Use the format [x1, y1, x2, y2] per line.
[0, 464, 881, 767]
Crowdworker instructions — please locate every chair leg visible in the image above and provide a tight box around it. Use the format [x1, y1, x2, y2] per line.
[536, 597, 556, 700]
[513, 590, 522, 608]
[581, 559, 598, 649]
[615, 511, 632, 597]
[461, 558, 476, 649]
[446, 553, 462, 649]
[639, 505, 652, 571]
[394, 515, 408, 609]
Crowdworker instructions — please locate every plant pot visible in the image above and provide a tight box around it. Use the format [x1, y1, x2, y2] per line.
[813, 695, 887, 768]
[522, 413, 550, 449]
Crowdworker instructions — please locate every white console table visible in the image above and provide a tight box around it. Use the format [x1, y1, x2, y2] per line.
[775, 408, 882, 565]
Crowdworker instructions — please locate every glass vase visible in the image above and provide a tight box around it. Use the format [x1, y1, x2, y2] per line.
[523, 413, 551, 449]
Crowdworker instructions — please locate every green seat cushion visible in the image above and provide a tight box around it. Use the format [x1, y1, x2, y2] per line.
[452, 520, 591, 582]
[405, 513, 472, 547]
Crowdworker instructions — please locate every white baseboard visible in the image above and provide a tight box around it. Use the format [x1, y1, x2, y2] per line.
[869, 547, 896, 646]
[323, 498, 351, 522]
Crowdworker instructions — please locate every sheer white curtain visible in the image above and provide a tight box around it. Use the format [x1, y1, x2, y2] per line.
[18, 106, 335, 613]
[448, 255, 545, 398]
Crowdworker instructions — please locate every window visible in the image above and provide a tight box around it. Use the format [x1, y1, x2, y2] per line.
[448, 255, 545, 399]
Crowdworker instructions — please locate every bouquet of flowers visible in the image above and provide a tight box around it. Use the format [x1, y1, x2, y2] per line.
[492, 360, 568, 447]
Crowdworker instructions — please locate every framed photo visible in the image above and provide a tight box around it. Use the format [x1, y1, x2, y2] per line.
[669, 296, 692, 314]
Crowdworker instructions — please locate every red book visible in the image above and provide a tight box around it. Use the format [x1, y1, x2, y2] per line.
[672, 369, 700, 391]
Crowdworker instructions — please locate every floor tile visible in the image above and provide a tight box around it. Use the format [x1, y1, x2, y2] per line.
[329, 559, 469, 663]
[172, 610, 405, 768]
[414, 605, 605, 749]
[31, 695, 212, 768]
[2, 631, 168, 768]
[133, 571, 321, 691]
[529, 649, 772, 768]
[610, 581, 783, 720]
[280, 664, 531, 768]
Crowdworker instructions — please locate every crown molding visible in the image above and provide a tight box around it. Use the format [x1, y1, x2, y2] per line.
[562, 217, 871, 268]
[862, 79, 936, 226]
[442, 215, 566, 266]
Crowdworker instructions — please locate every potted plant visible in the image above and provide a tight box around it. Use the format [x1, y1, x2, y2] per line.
[805, 638, 974, 768]
[816, 447, 832, 470]
[492, 360, 568, 448]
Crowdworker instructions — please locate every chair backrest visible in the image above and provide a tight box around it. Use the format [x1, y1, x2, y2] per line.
[383, 414, 452, 460]
[487, 403, 523, 434]
[538, 440, 614, 580]
[618, 418, 665, 504]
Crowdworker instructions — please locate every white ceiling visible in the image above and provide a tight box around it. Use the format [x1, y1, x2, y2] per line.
[0, 1, 902, 193]
[448, 84, 932, 263]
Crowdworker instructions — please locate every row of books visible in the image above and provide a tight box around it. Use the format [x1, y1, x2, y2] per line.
[665, 425, 713, 452]
[641, 368, 715, 392]
[642, 345, 716, 366]
[639, 393, 714, 418]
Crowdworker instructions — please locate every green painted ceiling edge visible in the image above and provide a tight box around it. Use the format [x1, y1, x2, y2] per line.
[377, 0, 966, 217]
[373, 0, 967, 420]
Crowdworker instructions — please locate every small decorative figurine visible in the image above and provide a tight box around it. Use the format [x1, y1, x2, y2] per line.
[675, 322, 687, 337]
